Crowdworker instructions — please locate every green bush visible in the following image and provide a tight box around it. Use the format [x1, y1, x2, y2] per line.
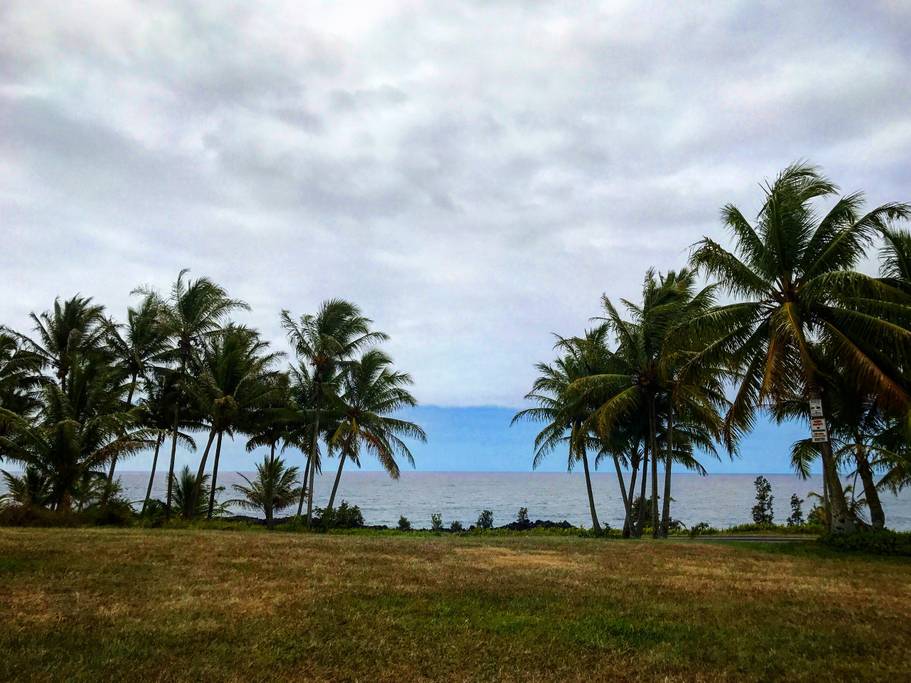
[476, 510, 493, 530]
[397, 515, 412, 531]
[819, 529, 911, 556]
[0, 505, 83, 527]
[430, 513, 443, 532]
[316, 501, 365, 529]
[449, 520, 464, 532]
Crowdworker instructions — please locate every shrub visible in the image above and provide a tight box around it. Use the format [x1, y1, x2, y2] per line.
[516, 507, 530, 529]
[819, 529, 911, 556]
[689, 521, 719, 537]
[0, 505, 82, 528]
[476, 509, 493, 530]
[317, 501, 364, 529]
[449, 520, 464, 532]
[430, 512, 443, 532]
[398, 515, 412, 531]
[751, 476, 774, 525]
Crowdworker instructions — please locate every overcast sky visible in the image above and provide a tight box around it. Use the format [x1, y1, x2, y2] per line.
[3, 1, 911, 408]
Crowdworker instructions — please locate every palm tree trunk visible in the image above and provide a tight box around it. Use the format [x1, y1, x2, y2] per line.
[807, 386, 854, 533]
[107, 375, 137, 484]
[297, 452, 311, 517]
[327, 450, 348, 512]
[269, 442, 276, 466]
[193, 429, 217, 506]
[636, 441, 649, 536]
[207, 431, 224, 519]
[853, 441, 885, 530]
[305, 409, 321, 528]
[141, 433, 163, 516]
[624, 455, 639, 538]
[580, 447, 602, 534]
[649, 394, 659, 538]
[165, 404, 180, 518]
[660, 401, 673, 538]
[612, 454, 630, 528]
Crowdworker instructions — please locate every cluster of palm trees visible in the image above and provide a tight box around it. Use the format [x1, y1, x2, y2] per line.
[516, 163, 911, 536]
[0, 273, 425, 527]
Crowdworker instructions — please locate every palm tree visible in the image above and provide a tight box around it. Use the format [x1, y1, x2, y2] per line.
[191, 325, 283, 518]
[170, 466, 219, 520]
[230, 456, 302, 529]
[0, 466, 51, 510]
[0, 331, 44, 449]
[13, 295, 107, 391]
[326, 349, 425, 513]
[689, 162, 911, 532]
[0, 358, 150, 510]
[513, 330, 612, 534]
[104, 294, 171, 482]
[138, 270, 248, 517]
[281, 300, 387, 527]
[137, 371, 196, 515]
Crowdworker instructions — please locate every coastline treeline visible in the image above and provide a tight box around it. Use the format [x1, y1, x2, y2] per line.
[515, 162, 911, 536]
[0, 285, 425, 528]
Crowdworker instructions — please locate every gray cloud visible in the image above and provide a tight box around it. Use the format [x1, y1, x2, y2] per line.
[2, 0, 910, 406]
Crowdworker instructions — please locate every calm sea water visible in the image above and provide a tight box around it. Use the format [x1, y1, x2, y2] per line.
[105, 470, 911, 530]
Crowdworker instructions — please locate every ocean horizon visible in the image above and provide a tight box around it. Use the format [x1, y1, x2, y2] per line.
[103, 470, 911, 531]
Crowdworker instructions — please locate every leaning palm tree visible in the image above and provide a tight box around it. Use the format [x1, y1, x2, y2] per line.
[104, 294, 171, 482]
[230, 456, 302, 529]
[137, 270, 248, 517]
[281, 300, 387, 527]
[325, 349, 426, 513]
[191, 325, 283, 518]
[689, 162, 911, 532]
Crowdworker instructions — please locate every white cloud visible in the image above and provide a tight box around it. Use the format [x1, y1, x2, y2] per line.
[2, 1, 910, 406]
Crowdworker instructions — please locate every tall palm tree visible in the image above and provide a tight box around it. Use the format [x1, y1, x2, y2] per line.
[137, 371, 196, 515]
[689, 162, 911, 532]
[104, 294, 171, 482]
[191, 325, 283, 518]
[513, 330, 613, 534]
[281, 300, 387, 527]
[13, 295, 107, 391]
[326, 349, 425, 513]
[138, 270, 248, 517]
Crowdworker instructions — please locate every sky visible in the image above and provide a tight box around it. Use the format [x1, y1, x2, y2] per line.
[2, 2, 910, 473]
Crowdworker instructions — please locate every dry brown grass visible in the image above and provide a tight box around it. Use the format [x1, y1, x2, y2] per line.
[1, 528, 909, 681]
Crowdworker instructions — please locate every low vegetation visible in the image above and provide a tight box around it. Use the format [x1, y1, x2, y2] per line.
[1, 528, 909, 681]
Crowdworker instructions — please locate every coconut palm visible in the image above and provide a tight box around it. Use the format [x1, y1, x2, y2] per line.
[137, 371, 196, 515]
[0, 332, 44, 449]
[689, 162, 911, 531]
[281, 300, 388, 527]
[137, 270, 248, 517]
[0, 359, 150, 510]
[170, 466, 220, 520]
[191, 325, 283, 518]
[104, 294, 171, 482]
[326, 349, 425, 513]
[13, 295, 107, 391]
[0, 466, 51, 510]
[512, 330, 612, 534]
[230, 456, 302, 528]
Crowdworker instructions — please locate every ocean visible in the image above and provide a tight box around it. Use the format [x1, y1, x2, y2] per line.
[107, 470, 911, 530]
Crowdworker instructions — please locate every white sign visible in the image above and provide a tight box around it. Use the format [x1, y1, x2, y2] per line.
[810, 417, 826, 430]
[811, 429, 828, 443]
[809, 398, 823, 417]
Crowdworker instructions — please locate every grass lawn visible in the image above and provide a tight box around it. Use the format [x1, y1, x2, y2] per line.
[1, 528, 909, 681]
